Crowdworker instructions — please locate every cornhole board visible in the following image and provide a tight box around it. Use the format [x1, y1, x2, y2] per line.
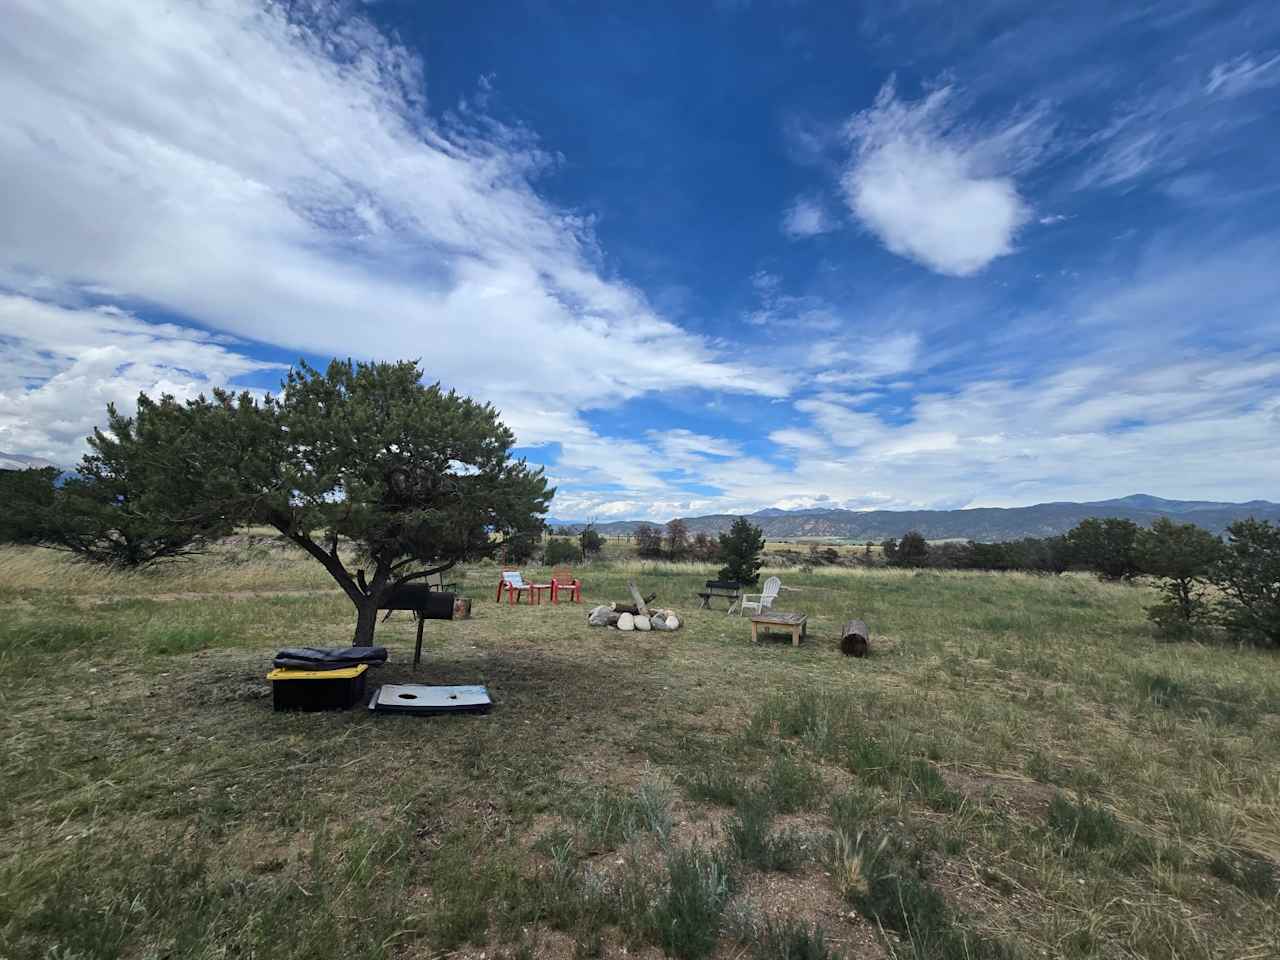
[368, 684, 492, 715]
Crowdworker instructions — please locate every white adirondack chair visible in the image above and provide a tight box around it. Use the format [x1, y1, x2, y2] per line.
[740, 576, 781, 616]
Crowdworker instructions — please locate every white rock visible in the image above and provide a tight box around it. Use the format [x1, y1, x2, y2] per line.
[588, 605, 612, 626]
[666, 615, 680, 631]
[635, 615, 651, 631]
[617, 612, 635, 631]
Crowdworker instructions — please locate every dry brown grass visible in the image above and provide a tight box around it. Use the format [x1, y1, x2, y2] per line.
[1, 543, 1277, 960]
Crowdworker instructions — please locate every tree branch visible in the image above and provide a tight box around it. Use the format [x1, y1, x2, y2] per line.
[392, 559, 458, 590]
[277, 524, 363, 605]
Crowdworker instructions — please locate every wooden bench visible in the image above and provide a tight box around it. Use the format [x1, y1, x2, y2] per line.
[696, 579, 741, 613]
[750, 610, 807, 647]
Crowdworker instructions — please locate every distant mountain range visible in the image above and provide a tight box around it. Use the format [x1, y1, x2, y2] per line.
[0, 451, 58, 471]
[559, 494, 1280, 541]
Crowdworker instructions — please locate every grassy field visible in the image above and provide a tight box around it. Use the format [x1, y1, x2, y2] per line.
[1, 540, 1277, 960]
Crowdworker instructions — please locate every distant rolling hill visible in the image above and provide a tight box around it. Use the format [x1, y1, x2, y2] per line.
[577, 494, 1280, 542]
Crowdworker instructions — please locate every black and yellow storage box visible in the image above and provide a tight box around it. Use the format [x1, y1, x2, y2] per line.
[269, 664, 368, 711]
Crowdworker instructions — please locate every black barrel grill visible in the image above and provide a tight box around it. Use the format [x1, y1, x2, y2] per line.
[380, 585, 459, 666]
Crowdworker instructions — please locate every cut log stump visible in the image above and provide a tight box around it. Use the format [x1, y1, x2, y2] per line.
[840, 619, 870, 657]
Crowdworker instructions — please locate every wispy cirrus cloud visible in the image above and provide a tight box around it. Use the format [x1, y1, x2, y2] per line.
[1205, 51, 1280, 96]
[839, 80, 1051, 277]
[0, 0, 779, 465]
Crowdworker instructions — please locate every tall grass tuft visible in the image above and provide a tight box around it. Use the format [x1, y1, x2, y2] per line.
[649, 846, 735, 960]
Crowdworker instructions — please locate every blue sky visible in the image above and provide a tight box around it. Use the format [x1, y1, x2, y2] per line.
[1, 0, 1278, 520]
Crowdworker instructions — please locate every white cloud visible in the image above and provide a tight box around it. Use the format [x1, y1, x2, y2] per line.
[840, 81, 1044, 276]
[767, 428, 831, 452]
[745, 272, 841, 331]
[0, 295, 278, 463]
[542, 231, 1280, 519]
[1205, 52, 1280, 97]
[649, 429, 741, 461]
[1038, 214, 1069, 225]
[807, 333, 920, 382]
[781, 196, 837, 238]
[0, 0, 779, 462]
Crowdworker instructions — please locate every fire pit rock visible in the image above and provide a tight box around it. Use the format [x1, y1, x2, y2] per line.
[586, 604, 682, 631]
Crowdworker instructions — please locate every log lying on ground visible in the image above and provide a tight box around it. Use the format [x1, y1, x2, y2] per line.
[613, 590, 657, 616]
[840, 619, 870, 657]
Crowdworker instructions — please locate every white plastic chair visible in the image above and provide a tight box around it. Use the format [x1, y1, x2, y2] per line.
[740, 576, 781, 616]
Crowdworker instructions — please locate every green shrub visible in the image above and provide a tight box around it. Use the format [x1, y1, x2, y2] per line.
[544, 537, 582, 565]
[578, 524, 604, 558]
[634, 524, 664, 559]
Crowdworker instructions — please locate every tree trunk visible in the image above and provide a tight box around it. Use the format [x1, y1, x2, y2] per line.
[353, 598, 380, 647]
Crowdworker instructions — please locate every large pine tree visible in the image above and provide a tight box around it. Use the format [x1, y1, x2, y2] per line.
[100, 359, 552, 645]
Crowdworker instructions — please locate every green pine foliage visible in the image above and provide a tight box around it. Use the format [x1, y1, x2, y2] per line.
[1135, 517, 1224, 636]
[892, 530, 930, 568]
[85, 359, 552, 643]
[717, 516, 765, 585]
[1211, 518, 1280, 648]
[0, 466, 60, 545]
[48, 412, 229, 567]
[1065, 518, 1140, 580]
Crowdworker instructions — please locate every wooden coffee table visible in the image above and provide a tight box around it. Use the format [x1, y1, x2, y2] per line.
[750, 610, 807, 646]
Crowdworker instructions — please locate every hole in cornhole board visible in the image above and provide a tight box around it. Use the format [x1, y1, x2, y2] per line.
[369, 684, 492, 715]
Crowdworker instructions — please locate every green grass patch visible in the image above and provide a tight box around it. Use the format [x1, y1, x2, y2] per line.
[764, 754, 826, 813]
[649, 846, 736, 960]
[1047, 793, 1125, 850]
[1208, 847, 1279, 898]
[726, 794, 810, 873]
[683, 766, 746, 807]
[753, 917, 837, 960]
[575, 779, 674, 851]
[141, 624, 225, 655]
[837, 830, 1013, 960]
